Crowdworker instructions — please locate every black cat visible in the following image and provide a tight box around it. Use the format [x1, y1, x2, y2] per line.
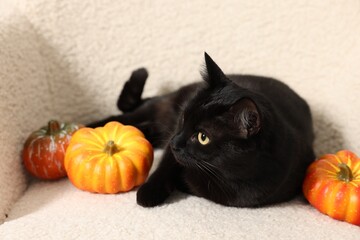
[88, 53, 315, 207]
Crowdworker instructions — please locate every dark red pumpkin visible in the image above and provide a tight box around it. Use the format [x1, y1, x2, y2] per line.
[22, 120, 83, 180]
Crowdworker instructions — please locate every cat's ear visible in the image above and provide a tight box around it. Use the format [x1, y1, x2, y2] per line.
[230, 98, 261, 139]
[202, 52, 229, 87]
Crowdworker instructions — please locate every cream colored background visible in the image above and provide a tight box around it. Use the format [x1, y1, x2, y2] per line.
[1, 0, 360, 238]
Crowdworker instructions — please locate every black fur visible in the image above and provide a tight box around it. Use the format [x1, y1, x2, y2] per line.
[88, 53, 315, 208]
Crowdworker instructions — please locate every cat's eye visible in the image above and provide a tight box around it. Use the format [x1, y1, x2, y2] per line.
[197, 132, 210, 145]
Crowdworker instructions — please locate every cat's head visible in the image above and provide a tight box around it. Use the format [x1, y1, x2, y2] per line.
[170, 53, 269, 179]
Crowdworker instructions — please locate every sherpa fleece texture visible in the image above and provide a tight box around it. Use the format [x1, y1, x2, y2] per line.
[1, 0, 360, 239]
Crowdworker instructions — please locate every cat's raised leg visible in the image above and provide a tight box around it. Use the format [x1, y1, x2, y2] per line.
[117, 68, 148, 113]
[87, 67, 149, 128]
[86, 98, 172, 148]
[137, 146, 183, 207]
[87, 68, 177, 147]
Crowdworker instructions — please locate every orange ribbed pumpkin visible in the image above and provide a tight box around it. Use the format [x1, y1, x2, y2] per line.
[64, 121, 153, 193]
[303, 150, 360, 226]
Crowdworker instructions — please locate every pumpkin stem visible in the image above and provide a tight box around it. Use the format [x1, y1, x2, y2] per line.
[47, 120, 61, 135]
[337, 163, 353, 183]
[104, 140, 119, 155]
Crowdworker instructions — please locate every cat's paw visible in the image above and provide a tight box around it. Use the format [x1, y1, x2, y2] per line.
[136, 181, 170, 207]
[117, 68, 148, 112]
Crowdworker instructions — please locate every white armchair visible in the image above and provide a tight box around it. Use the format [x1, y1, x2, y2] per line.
[1, 0, 359, 239]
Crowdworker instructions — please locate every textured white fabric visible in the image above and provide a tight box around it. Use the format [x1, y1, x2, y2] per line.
[1, 0, 360, 238]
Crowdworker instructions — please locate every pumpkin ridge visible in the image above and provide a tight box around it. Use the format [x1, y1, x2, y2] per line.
[318, 168, 337, 178]
[120, 149, 146, 161]
[64, 143, 87, 160]
[88, 129, 107, 146]
[121, 125, 144, 135]
[115, 154, 128, 191]
[346, 155, 353, 168]
[74, 157, 88, 190]
[333, 155, 343, 164]
[100, 154, 111, 192]
[91, 154, 108, 193]
[119, 155, 136, 191]
[104, 156, 116, 193]
[81, 139, 105, 149]
[312, 180, 333, 212]
[109, 123, 121, 144]
[344, 186, 358, 223]
[320, 154, 341, 164]
[117, 136, 153, 157]
[323, 182, 344, 216]
[84, 153, 105, 163]
[123, 136, 152, 147]
[330, 183, 348, 220]
[76, 147, 103, 154]
[112, 154, 123, 191]
[25, 138, 39, 167]
[26, 135, 46, 161]
[118, 126, 144, 141]
[134, 148, 152, 168]
[351, 163, 360, 177]
[325, 160, 341, 172]
[120, 139, 151, 153]
[125, 156, 139, 187]
[122, 149, 151, 181]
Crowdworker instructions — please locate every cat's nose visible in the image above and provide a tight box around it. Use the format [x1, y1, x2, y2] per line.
[170, 134, 184, 152]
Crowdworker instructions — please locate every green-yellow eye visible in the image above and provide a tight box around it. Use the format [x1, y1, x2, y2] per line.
[197, 132, 210, 145]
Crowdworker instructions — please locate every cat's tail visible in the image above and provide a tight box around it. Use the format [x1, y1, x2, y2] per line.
[117, 68, 148, 112]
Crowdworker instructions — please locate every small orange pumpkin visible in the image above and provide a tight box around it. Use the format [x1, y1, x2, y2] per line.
[22, 120, 83, 180]
[64, 121, 153, 193]
[303, 150, 360, 226]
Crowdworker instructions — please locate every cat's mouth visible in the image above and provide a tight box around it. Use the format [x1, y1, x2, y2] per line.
[170, 146, 198, 168]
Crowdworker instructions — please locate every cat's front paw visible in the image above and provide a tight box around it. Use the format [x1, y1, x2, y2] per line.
[136, 181, 170, 207]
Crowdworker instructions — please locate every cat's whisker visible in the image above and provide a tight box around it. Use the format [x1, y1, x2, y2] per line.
[202, 161, 221, 171]
[195, 162, 216, 194]
[200, 162, 227, 187]
[197, 161, 233, 202]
